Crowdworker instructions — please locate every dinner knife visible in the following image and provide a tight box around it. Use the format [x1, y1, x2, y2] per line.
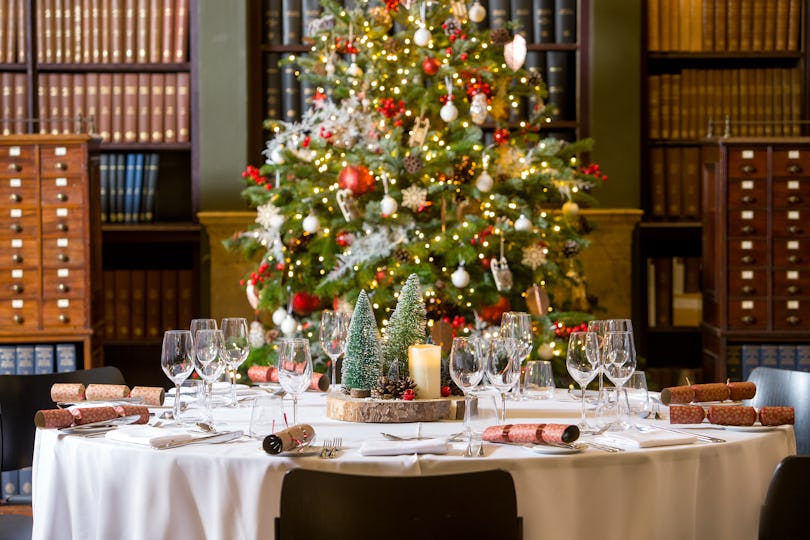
[58, 414, 144, 433]
[154, 430, 245, 450]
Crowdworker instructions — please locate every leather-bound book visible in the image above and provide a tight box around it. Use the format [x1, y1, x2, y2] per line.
[176, 72, 189, 142]
[653, 257, 673, 327]
[99, 0, 109, 63]
[123, 72, 138, 142]
[110, 0, 123, 63]
[281, 0, 301, 44]
[713, 0, 726, 51]
[124, 0, 136, 63]
[664, 146, 682, 217]
[145, 270, 161, 339]
[281, 62, 299, 122]
[13, 73, 26, 133]
[650, 146, 667, 219]
[48, 77, 60, 134]
[264, 54, 281, 120]
[38, 74, 48, 133]
[739, 0, 752, 51]
[54, 0, 64, 63]
[137, 0, 149, 62]
[177, 269, 193, 329]
[488, 0, 509, 30]
[511, 0, 533, 41]
[63, 0, 73, 63]
[160, 269, 178, 332]
[1, 73, 11, 135]
[774, 0, 789, 51]
[130, 269, 146, 340]
[103, 270, 116, 338]
[85, 72, 99, 134]
[763, 0, 777, 51]
[150, 73, 164, 142]
[545, 51, 570, 120]
[81, 0, 92, 63]
[111, 73, 124, 142]
[533, 0, 554, 44]
[725, 0, 740, 51]
[554, 0, 576, 43]
[681, 146, 700, 219]
[787, 0, 800, 51]
[266, 0, 282, 46]
[16, 0, 26, 63]
[700, 0, 713, 51]
[174, 0, 188, 62]
[59, 73, 73, 133]
[138, 73, 151, 142]
[115, 270, 132, 341]
[161, 0, 173, 62]
[148, 0, 163, 62]
[163, 72, 176, 142]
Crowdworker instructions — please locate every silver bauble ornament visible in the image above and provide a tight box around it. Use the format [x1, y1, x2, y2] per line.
[476, 171, 494, 192]
[514, 214, 532, 232]
[347, 62, 363, 77]
[562, 200, 580, 218]
[272, 307, 288, 326]
[280, 314, 298, 336]
[414, 27, 431, 47]
[380, 195, 398, 216]
[270, 146, 285, 164]
[451, 264, 471, 288]
[468, 1, 486, 23]
[302, 213, 320, 234]
[469, 93, 488, 125]
[249, 320, 265, 348]
[440, 101, 458, 122]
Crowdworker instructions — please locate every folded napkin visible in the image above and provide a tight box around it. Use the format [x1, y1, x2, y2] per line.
[105, 425, 194, 448]
[596, 429, 697, 449]
[359, 438, 449, 456]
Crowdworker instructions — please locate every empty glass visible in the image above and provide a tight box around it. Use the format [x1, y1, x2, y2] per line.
[587, 319, 633, 406]
[221, 317, 250, 407]
[624, 371, 650, 425]
[449, 337, 485, 450]
[249, 394, 285, 440]
[319, 310, 350, 392]
[500, 312, 533, 399]
[176, 379, 207, 425]
[193, 329, 225, 416]
[481, 337, 521, 423]
[566, 331, 600, 433]
[277, 338, 313, 425]
[523, 360, 555, 400]
[603, 330, 637, 431]
[467, 389, 499, 457]
[161, 329, 195, 424]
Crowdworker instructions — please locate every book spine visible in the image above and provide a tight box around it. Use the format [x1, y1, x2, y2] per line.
[299, 78, 313, 116]
[0, 0, 7, 63]
[133, 152, 144, 221]
[265, 0, 281, 45]
[72, 73, 85, 132]
[55, 0, 64, 62]
[85, 72, 99, 134]
[760, 345, 779, 369]
[670, 72, 681, 139]
[300, 0, 321, 44]
[174, 0, 188, 62]
[17, 467, 32, 496]
[65, 0, 77, 62]
[511, 0, 533, 41]
[488, 0, 510, 30]
[677, 0, 690, 51]
[161, 268, 178, 332]
[37, 73, 48, 134]
[681, 146, 700, 218]
[145, 269, 162, 338]
[111, 72, 124, 142]
[115, 269, 132, 340]
[264, 54, 281, 120]
[137, 72, 151, 142]
[163, 72, 176, 141]
[653, 257, 673, 326]
[115, 153, 126, 222]
[143, 152, 159, 221]
[659, 0, 671, 50]
[778, 344, 797, 371]
[739, 0, 752, 51]
[659, 73, 671, 139]
[98, 72, 113, 141]
[104, 269, 116, 336]
[1, 72, 11, 136]
[124, 0, 135, 62]
[148, 0, 162, 62]
[726, 345, 742, 382]
[99, 0, 110, 62]
[99, 152, 110, 222]
[123, 72, 138, 142]
[34, 344, 55, 374]
[533, 0, 554, 44]
[124, 153, 136, 222]
[60, 73, 73, 133]
[665, 146, 683, 217]
[787, 0, 800, 51]
[17, 0, 26, 63]
[137, 0, 149, 62]
[701, 0, 713, 51]
[150, 73, 164, 142]
[763, 0, 777, 51]
[48, 75, 60, 134]
[554, 0, 575, 43]
[281, 62, 299, 122]
[713, 0, 726, 51]
[796, 345, 810, 372]
[15, 344, 34, 374]
[177, 268, 193, 329]
[130, 268, 146, 339]
[545, 50, 570, 120]
[55, 343, 77, 372]
[110, 0, 122, 63]
[725, 0, 740, 51]
[0, 345, 16, 374]
[281, 0, 301, 45]
[650, 146, 667, 218]
[108, 152, 119, 222]
[82, 0, 92, 63]
[161, 0, 173, 62]
[688, 0, 701, 51]
[12, 73, 24, 133]
[176, 71, 189, 142]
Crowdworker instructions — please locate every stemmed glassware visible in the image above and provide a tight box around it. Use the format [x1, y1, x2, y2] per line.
[566, 331, 600, 433]
[319, 310, 351, 392]
[193, 329, 226, 417]
[587, 319, 633, 401]
[449, 337, 485, 453]
[482, 337, 521, 424]
[220, 317, 250, 407]
[603, 330, 637, 431]
[277, 337, 313, 425]
[161, 330, 195, 424]
[500, 312, 533, 400]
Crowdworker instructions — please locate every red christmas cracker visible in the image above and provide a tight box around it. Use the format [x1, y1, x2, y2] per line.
[707, 405, 757, 426]
[130, 386, 165, 406]
[85, 384, 131, 401]
[50, 383, 86, 402]
[726, 381, 756, 401]
[483, 423, 579, 445]
[758, 406, 795, 426]
[669, 405, 706, 424]
[34, 409, 76, 429]
[660, 385, 695, 405]
[691, 383, 731, 402]
[114, 405, 150, 424]
[69, 406, 119, 425]
[248, 365, 278, 383]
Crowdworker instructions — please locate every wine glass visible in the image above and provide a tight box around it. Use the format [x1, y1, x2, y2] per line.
[500, 312, 533, 400]
[221, 317, 250, 407]
[566, 331, 600, 433]
[277, 338, 313, 425]
[319, 310, 350, 392]
[161, 330, 195, 424]
[587, 319, 633, 407]
[603, 330, 637, 431]
[449, 337, 485, 451]
[482, 337, 521, 424]
[193, 329, 226, 417]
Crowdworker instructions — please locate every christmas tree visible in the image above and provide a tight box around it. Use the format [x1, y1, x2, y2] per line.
[382, 273, 427, 376]
[227, 0, 605, 369]
[342, 290, 383, 390]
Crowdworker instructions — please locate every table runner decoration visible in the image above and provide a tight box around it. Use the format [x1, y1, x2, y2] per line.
[483, 423, 580, 445]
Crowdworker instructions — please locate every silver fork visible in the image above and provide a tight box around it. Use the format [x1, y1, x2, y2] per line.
[328, 437, 342, 458]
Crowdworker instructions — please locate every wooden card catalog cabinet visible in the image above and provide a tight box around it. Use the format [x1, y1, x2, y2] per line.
[0, 135, 103, 369]
[701, 138, 810, 381]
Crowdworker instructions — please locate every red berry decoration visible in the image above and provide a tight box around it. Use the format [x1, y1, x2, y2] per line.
[402, 389, 415, 401]
[422, 56, 440, 76]
[441, 385, 451, 397]
[338, 165, 375, 196]
[336, 231, 354, 247]
[494, 128, 509, 145]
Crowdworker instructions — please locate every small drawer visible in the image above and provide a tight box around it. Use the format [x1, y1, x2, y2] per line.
[773, 269, 810, 297]
[0, 297, 40, 329]
[726, 238, 767, 266]
[773, 211, 809, 236]
[0, 267, 40, 297]
[43, 298, 86, 328]
[41, 207, 83, 235]
[728, 268, 768, 296]
[728, 178, 768, 207]
[773, 299, 810, 330]
[0, 207, 38, 236]
[39, 145, 85, 177]
[3, 238, 40, 266]
[773, 148, 810, 177]
[773, 178, 810, 207]
[728, 209, 767, 236]
[40, 176, 86, 206]
[774, 239, 809, 266]
[728, 148, 768, 178]
[727, 297, 769, 329]
[0, 176, 38, 203]
[40, 235, 86, 267]
[0, 145, 36, 177]
[41, 267, 85, 298]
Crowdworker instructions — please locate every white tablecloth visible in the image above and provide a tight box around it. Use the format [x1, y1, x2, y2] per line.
[32, 389, 796, 540]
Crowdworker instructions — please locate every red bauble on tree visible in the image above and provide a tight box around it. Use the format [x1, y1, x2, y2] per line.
[422, 56, 440, 76]
[338, 165, 375, 196]
[336, 231, 355, 247]
[494, 128, 510, 145]
[478, 296, 511, 324]
[292, 292, 321, 316]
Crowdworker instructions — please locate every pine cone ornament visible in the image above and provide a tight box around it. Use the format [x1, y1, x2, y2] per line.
[403, 154, 423, 174]
[527, 68, 544, 88]
[394, 247, 410, 264]
[384, 37, 403, 54]
[563, 239, 581, 258]
[490, 28, 511, 45]
[371, 375, 417, 399]
[443, 17, 461, 36]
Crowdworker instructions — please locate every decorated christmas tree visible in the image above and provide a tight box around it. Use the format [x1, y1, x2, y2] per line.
[342, 290, 383, 391]
[227, 0, 605, 370]
[382, 273, 427, 376]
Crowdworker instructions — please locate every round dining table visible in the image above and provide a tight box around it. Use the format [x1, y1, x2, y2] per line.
[32, 387, 795, 540]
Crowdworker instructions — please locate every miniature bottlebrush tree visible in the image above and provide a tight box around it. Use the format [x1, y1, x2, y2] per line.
[382, 273, 427, 376]
[342, 290, 383, 390]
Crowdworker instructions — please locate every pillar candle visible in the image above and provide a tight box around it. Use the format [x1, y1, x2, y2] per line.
[408, 344, 442, 399]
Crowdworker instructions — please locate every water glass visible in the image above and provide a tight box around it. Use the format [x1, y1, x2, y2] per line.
[161, 329, 195, 423]
[467, 389, 500, 457]
[566, 331, 599, 433]
[500, 311, 533, 399]
[481, 337, 521, 423]
[193, 328, 225, 415]
[277, 338, 313, 425]
[176, 379, 207, 425]
[449, 337, 485, 447]
[603, 330, 637, 431]
[523, 360, 555, 400]
[221, 317, 250, 407]
[624, 371, 650, 424]
[319, 310, 350, 392]
[249, 394, 285, 440]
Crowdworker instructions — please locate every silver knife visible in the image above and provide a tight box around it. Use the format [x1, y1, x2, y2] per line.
[59, 414, 144, 433]
[154, 430, 244, 450]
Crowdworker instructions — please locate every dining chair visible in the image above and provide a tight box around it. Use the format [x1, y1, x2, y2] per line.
[746, 366, 810, 454]
[275, 468, 522, 540]
[758, 455, 810, 540]
[0, 366, 126, 540]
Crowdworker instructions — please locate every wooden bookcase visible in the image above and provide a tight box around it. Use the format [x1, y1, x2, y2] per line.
[0, 0, 200, 383]
[637, 0, 810, 377]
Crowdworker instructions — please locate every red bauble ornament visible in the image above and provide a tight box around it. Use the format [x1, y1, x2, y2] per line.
[338, 165, 375, 196]
[402, 389, 415, 401]
[422, 56, 440, 76]
[494, 128, 509, 145]
[441, 385, 451, 397]
[292, 292, 321, 316]
[479, 296, 511, 324]
[336, 231, 354, 247]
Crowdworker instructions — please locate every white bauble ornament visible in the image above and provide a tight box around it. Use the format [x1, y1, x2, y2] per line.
[451, 264, 471, 288]
[280, 315, 298, 336]
[380, 195, 398, 217]
[269, 214, 285, 229]
[249, 320, 266, 348]
[440, 101, 458, 123]
[414, 27, 431, 47]
[538, 342, 554, 360]
[514, 214, 532, 232]
[272, 307, 288, 326]
[246, 282, 259, 310]
[302, 213, 320, 234]
[562, 200, 580, 218]
[270, 146, 285, 164]
[468, 1, 486, 23]
[347, 62, 363, 77]
[476, 171, 494, 192]
[469, 93, 488, 125]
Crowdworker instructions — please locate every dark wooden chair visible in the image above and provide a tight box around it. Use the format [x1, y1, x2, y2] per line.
[747, 366, 810, 454]
[0, 366, 126, 540]
[758, 455, 810, 540]
[275, 468, 522, 540]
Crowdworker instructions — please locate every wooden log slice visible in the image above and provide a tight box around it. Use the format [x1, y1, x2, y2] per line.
[326, 393, 455, 423]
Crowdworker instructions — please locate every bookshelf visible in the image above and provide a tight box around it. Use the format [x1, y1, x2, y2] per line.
[246, 0, 592, 166]
[637, 0, 810, 379]
[0, 0, 200, 385]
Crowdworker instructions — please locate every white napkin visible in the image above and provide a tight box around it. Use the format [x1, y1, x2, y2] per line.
[359, 438, 449, 456]
[596, 429, 697, 449]
[104, 425, 195, 448]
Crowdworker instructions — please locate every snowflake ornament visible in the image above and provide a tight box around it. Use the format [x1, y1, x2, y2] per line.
[522, 244, 547, 270]
[401, 185, 428, 211]
[256, 203, 283, 229]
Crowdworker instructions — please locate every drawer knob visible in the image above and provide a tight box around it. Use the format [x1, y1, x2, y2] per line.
[58, 314, 70, 323]
[788, 195, 802, 204]
[7, 163, 20, 172]
[787, 285, 801, 295]
[741, 164, 757, 174]
[11, 284, 23, 294]
[57, 222, 68, 232]
[57, 253, 69, 263]
[788, 255, 802, 264]
[742, 315, 756, 325]
[57, 283, 70, 293]
[741, 225, 755, 234]
[787, 316, 801, 326]
[56, 192, 68, 202]
[11, 254, 22, 263]
[741, 255, 755, 264]
[741, 195, 756, 204]
[787, 164, 803, 174]
[741, 285, 756, 295]
[9, 193, 21, 203]
[12, 314, 24, 324]
[788, 225, 803, 235]
[10, 223, 22, 233]
[55, 162, 67, 171]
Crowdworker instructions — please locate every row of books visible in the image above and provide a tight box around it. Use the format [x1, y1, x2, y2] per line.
[264, 0, 578, 46]
[649, 146, 701, 220]
[103, 268, 194, 342]
[0, 342, 78, 500]
[647, 256, 703, 328]
[648, 0, 802, 53]
[100, 152, 160, 223]
[648, 67, 802, 141]
[729, 344, 810, 382]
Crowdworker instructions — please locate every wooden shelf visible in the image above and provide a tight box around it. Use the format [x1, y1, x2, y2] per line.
[37, 62, 192, 73]
[102, 223, 201, 243]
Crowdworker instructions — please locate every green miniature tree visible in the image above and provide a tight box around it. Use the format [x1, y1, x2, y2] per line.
[342, 290, 382, 390]
[382, 273, 426, 376]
